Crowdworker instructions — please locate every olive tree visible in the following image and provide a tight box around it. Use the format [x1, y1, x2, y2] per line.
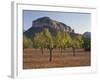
[55, 31, 63, 53]
[33, 32, 45, 55]
[71, 34, 83, 56]
[23, 35, 33, 48]
[55, 31, 72, 54]
[83, 37, 91, 51]
[43, 28, 54, 62]
[33, 28, 54, 62]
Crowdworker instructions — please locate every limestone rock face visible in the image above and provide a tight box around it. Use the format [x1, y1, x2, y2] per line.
[83, 32, 91, 38]
[24, 16, 74, 37]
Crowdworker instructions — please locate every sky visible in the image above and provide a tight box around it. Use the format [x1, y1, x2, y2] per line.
[23, 10, 91, 34]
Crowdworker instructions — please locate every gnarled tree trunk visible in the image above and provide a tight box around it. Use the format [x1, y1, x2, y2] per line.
[41, 47, 44, 55]
[49, 48, 53, 62]
[72, 47, 75, 56]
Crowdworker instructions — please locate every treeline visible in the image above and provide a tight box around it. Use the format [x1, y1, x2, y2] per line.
[23, 28, 91, 62]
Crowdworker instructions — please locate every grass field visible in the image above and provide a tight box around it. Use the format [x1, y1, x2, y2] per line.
[23, 48, 90, 69]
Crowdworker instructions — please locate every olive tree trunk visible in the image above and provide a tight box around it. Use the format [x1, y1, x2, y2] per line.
[72, 47, 75, 56]
[49, 48, 53, 62]
[41, 47, 44, 55]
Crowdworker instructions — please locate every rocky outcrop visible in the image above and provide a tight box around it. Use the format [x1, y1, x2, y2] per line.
[24, 16, 74, 38]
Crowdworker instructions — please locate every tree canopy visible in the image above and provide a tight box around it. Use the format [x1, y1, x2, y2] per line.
[71, 34, 83, 49]
[23, 35, 33, 48]
[24, 28, 90, 53]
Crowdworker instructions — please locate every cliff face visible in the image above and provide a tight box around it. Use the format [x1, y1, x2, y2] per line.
[24, 16, 74, 37]
[83, 32, 91, 38]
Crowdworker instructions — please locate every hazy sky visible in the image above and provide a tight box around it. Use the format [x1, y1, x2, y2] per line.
[23, 10, 91, 34]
